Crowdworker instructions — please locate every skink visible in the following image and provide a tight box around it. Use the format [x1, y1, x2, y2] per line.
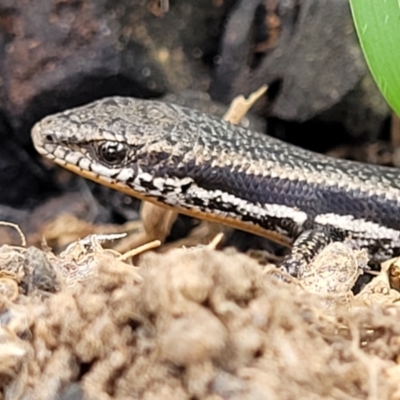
[31, 96, 400, 274]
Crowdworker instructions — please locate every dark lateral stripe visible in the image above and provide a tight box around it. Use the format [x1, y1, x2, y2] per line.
[142, 161, 400, 231]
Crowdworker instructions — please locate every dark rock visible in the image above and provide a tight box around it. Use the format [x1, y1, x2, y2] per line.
[0, 0, 229, 144]
[0, 0, 159, 143]
[211, 0, 388, 134]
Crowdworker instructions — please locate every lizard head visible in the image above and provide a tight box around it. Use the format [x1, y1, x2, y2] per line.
[30, 96, 219, 204]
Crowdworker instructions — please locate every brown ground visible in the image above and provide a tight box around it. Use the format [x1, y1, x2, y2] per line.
[2, 220, 400, 400]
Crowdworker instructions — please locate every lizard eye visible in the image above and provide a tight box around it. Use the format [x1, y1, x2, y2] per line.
[44, 134, 57, 144]
[96, 141, 129, 166]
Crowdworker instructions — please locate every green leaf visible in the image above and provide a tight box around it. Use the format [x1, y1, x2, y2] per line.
[349, 0, 400, 116]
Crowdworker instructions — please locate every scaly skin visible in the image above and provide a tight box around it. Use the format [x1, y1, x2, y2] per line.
[31, 96, 400, 269]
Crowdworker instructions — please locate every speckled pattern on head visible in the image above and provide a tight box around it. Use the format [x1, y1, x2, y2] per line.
[32, 96, 400, 259]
